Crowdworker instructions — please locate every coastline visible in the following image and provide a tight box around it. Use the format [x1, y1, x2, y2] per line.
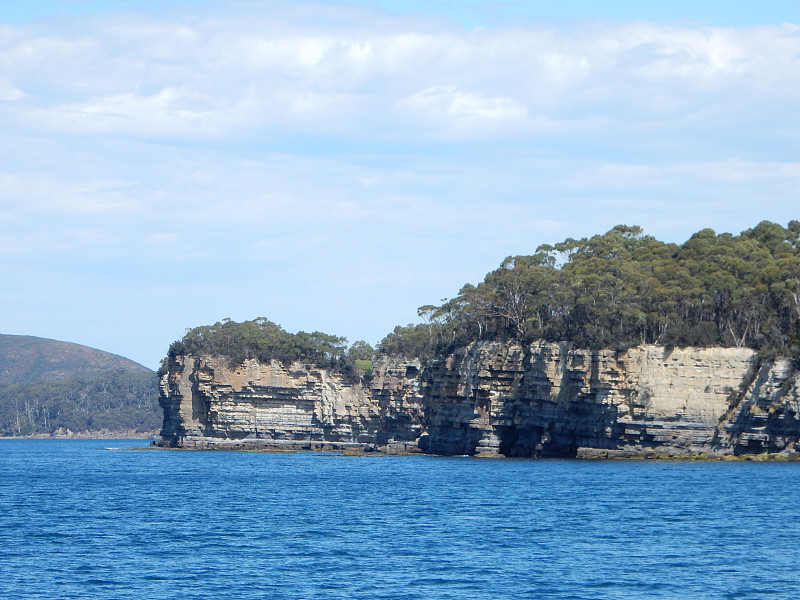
[148, 438, 800, 460]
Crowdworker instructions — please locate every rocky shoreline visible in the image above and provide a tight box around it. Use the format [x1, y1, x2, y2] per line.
[148, 438, 800, 460]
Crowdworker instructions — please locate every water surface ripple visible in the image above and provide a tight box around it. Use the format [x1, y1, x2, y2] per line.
[1, 440, 799, 599]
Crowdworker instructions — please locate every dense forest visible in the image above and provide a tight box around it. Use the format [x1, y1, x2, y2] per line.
[378, 221, 800, 359]
[165, 318, 375, 376]
[0, 370, 159, 437]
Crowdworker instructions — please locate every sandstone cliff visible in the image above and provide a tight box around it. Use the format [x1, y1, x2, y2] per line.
[158, 343, 800, 457]
[158, 354, 423, 451]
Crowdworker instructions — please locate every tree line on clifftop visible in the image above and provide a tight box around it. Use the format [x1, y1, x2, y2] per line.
[168, 221, 800, 370]
[381, 220, 800, 359]
[165, 318, 375, 377]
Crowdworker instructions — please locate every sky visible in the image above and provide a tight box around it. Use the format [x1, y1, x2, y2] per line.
[1, 1, 799, 369]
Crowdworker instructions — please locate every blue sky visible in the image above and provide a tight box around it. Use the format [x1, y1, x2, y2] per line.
[4, 1, 800, 25]
[1, 1, 799, 368]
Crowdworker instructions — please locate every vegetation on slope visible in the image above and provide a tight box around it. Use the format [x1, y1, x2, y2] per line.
[378, 221, 800, 359]
[165, 317, 374, 377]
[0, 370, 159, 437]
[0, 335, 159, 437]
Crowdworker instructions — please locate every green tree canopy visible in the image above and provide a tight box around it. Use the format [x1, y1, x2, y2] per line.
[378, 221, 800, 358]
[166, 317, 373, 378]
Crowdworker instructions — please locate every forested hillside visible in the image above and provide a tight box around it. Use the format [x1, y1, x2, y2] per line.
[378, 221, 800, 359]
[0, 335, 159, 437]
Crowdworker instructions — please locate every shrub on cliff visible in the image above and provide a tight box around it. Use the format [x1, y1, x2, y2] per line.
[166, 317, 374, 378]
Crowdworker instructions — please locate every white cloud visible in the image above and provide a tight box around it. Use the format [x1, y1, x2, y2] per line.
[398, 86, 528, 134]
[448, 90, 527, 120]
[39, 86, 225, 135]
[0, 79, 25, 100]
[0, 34, 96, 73]
[0, 12, 797, 146]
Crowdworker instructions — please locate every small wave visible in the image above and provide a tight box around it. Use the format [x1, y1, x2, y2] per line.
[81, 579, 120, 586]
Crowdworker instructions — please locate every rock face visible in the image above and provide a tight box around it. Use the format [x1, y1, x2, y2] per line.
[158, 343, 800, 457]
[422, 342, 757, 457]
[158, 354, 423, 451]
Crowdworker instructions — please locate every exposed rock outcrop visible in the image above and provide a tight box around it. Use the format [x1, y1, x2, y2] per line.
[158, 354, 423, 451]
[420, 342, 765, 457]
[717, 357, 800, 454]
[158, 343, 800, 457]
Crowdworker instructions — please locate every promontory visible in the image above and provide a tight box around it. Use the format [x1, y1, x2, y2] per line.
[157, 222, 800, 458]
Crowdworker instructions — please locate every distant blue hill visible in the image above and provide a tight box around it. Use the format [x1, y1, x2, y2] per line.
[0, 334, 159, 437]
[0, 334, 151, 385]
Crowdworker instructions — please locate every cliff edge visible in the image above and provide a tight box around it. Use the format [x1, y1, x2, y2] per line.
[158, 354, 423, 452]
[157, 343, 800, 457]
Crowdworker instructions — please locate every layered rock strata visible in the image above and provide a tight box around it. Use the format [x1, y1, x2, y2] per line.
[158, 343, 800, 457]
[158, 354, 423, 451]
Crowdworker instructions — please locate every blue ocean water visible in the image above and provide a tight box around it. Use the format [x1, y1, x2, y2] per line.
[1, 440, 799, 600]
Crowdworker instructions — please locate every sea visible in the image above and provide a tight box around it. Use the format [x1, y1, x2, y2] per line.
[1, 440, 799, 600]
